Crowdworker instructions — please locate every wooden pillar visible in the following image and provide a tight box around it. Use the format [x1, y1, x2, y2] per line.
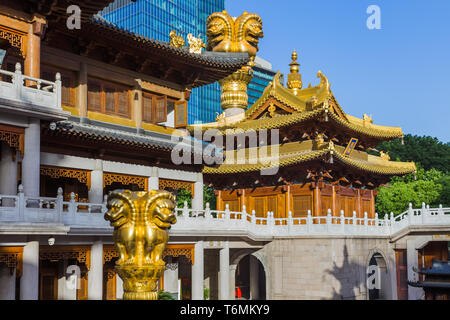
[25, 19, 45, 79]
[240, 189, 246, 209]
[356, 189, 362, 216]
[133, 83, 142, 128]
[78, 62, 87, 117]
[217, 190, 223, 211]
[370, 190, 376, 219]
[331, 185, 337, 216]
[287, 185, 291, 214]
[313, 182, 320, 217]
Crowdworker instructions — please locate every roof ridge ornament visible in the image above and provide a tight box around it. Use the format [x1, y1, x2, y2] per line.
[287, 50, 303, 95]
[169, 30, 185, 48]
[187, 33, 206, 54]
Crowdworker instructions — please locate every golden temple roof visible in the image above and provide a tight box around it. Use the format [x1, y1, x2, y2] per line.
[191, 67, 404, 140]
[203, 141, 416, 175]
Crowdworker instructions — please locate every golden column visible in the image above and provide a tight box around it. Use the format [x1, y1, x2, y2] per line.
[206, 10, 264, 117]
[104, 190, 177, 300]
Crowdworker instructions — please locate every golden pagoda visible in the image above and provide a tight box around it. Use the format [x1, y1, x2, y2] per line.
[192, 49, 416, 220]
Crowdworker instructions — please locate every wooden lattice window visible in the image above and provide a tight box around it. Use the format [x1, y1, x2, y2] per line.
[142, 92, 168, 124]
[175, 100, 187, 128]
[87, 81, 101, 111]
[320, 195, 333, 216]
[254, 197, 265, 217]
[87, 78, 130, 118]
[154, 95, 167, 123]
[142, 92, 153, 123]
[339, 195, 356, 217]
[292, 194, 312, 217]
[224, 199, 240, 212]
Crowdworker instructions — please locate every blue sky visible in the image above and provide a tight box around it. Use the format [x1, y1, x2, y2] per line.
[226, 0, 450, 142]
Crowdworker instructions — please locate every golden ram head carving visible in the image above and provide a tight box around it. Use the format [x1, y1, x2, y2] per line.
[206, 10, 264, 58]
[104, 190, 177, 300]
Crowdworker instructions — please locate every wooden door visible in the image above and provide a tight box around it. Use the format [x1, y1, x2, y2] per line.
[103, 261, 117, 300]
[39, 261, 59, 300]
[395, 249, 408, 300]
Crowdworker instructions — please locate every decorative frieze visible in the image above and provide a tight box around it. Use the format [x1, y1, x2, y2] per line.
[163, 244, 195, 265]
[40, 165, 91, 188]
[0, 124, 24, 157]
[0, 247, 23, 276]
[159, 178, 194, 195]
[103, 172, 148, 190]
[39, 246, 91, 270]
[0, 25, 27, 58]
[103, 244, 194, 265]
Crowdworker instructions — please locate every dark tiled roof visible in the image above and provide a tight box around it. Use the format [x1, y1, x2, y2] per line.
[50, 117, 222, 158]
[46, 16, 249, 88]
[91, 17, 250, 70]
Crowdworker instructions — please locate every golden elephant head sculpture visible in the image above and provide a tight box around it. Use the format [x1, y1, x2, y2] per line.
[206, 10, 264, 58]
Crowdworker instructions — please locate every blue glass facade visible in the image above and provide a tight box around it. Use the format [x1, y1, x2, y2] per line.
[99, 0, 224, 124]
[248, 66, 277, 106]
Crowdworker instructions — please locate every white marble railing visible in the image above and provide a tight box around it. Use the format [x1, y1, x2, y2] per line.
[0, 63, 61, 110]
[172, 202, 450, 238]
[0, 187, 449, 237]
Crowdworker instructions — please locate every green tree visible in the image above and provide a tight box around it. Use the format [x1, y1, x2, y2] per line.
[373, 134, 450, 215]
[375, 166, 444, 216]
[176, 188, 192, 209]
[374, 134, 450, 172]
[174, 186, 217, 210]
[203, 186, 217, 210]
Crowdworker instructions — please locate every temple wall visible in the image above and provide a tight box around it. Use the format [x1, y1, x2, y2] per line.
[260, 236, 396, 300]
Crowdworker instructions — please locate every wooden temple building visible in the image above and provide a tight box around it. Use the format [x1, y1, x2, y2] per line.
[198, 51, 416, 220]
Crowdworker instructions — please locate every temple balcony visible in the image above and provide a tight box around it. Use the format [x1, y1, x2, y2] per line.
[0, 63, 68, 121]
[0, 187, 449, 239]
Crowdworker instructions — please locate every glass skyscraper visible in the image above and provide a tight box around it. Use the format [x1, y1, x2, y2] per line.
[99, 0, 224, 124]
[248, 56, 278, 106]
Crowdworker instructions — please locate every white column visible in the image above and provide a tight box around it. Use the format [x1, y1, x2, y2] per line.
[249, 255, 260, 300]
[20, 240, 39, 300]
[149, 167, 159, 191]
[229, 264, 237, 300]
[163, 259, 178, 298]
[0, 142, 18, 195]
[22, 118, 40, 197]
[192, 240, 204, 300]
[116, 275, 123, 300]
[192, 173, 203, 211]
[88, 240, 103, 300]
[88, 159, 103, 203]
[0, 264, 16, 300]
[219, 241, 230, 300]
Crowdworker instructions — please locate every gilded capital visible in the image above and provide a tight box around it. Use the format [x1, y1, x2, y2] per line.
[206, 10, 263, 58]
[206, 10, 264, 114]
[104, 190, 177, 300]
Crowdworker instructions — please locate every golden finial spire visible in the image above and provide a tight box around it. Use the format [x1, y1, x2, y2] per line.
[287, 50, 302, 95]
